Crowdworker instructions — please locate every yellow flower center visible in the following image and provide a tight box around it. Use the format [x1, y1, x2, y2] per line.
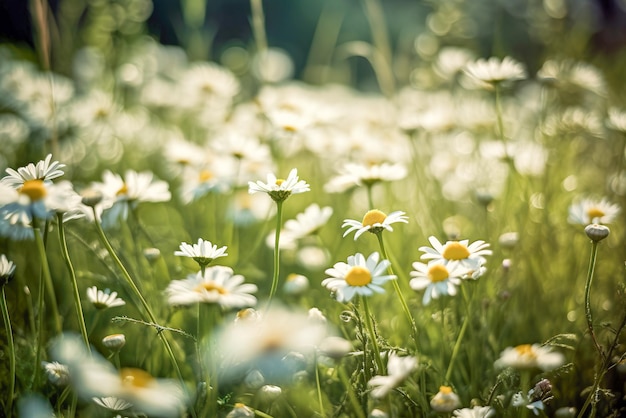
[199, 170, 213, 182]
[362, 209, 387, 227]
[283, 125, 298, 132]
[19, 179, 47, 201]
[428, 264, 449, 283]
[587, 208, 605, 220]
[442, 242, 470, 260]
[234, 403, 247, 408]
[195, 282, 227, 294]
[439, 386, 453, 394]
[236, 308, 255, 320]
[275, 179, 285, 186]
[120, 368, 154, 389]
[514, 344, 537, 359]
[345, 266, 372, 287]
[116, 183, 128, 196]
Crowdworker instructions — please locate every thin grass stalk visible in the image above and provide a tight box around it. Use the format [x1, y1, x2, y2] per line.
[57, 214, 90, 351]
[1, 285, 15, 415]
[314, 352, 326, 418]
[361, 296, 385, 375]
[266, 201, 283, 309]
[250, 0, 268, 55]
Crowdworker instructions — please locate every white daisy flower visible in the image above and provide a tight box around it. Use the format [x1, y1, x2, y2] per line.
[430, 386, 462, 412]
[495, 343, 565, 371]
[453, 406, 495, 418]
[1, 154, 65, 188]
[568, 197, 620, 225]
[165, 266, 257, 309]
[42, 361, 70, 386]
[367, 352, 418, 399]
[322, 252, 396, 302]
[419, 236, 492, 272]
[178, 165, 230, 204]
[174, 238, 228, 266]
[93, 396, 132, 411]
[86, 286, 126, 309]
[0, 254, 16, 280]
[607, 108, 626, 133]
[409, 261, 468, 305]
[282, 203, 333, 240]
[342, 209, 408, 240]
[324, 162, 407, 193]
[226, 403, 255, 418]
[463, 56, 527, 86]
[248, 168, 310, 202]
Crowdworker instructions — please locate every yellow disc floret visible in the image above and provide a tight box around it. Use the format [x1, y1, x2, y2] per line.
[275, 179, 285, 186]
[345, 266, 372, 287]
[121, 368, 154, 389]
[587, 207, 605, 220]
[439, 386, 453, 394]
[514, 344, 537, 359]
[442, 242, 470, 260]
[428, 264, 449, 282]
[199, 170, 213, 182]
[195, 282, 227, 294]
[116, 183, 129, 196]
[362, 209, 387, 227]
[19, 179, 47, 201]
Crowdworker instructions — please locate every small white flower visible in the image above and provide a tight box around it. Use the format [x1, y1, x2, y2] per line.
[342, 209, 408, 240]
[93, 396, 133, 411]
[463, 56, 527, 86]
[1, 154, 65, 188]
[495, 344, 565, 371]
[453, 406, 495, 418]
[419, 236, 491, 272]
[165, 266, 257, 309]
[568, 197, 620, 225]
[174, 238, 228, 266]
[324, 162, 407, 193]
[248, 168, 310, 202]
[282, 203, 333, 240]
[283, 273, 310, 296]
[430, 386, 462, 412]
[409, 261, 468, 305]
[0, 254, 16, 278]
[323, 252, 396, 302]
[367, 352, 418, 398]
[42, 361, 70, 386]
[86, 286, 126, 310]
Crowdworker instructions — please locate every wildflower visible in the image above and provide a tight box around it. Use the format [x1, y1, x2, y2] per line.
[174, 238, 228, 267]
[430, 386, 462, 412]
[409, 261, 468, 305]
[585, 224, 610, 242]
[370, 409, 389, 418]
[248, 168, 310, 203]
[282, 203, 333, 240]
[42, 361, 70, 386]
[324, 162, 407, 193]
[92, 396, 132, 412]
[283, 273, 310, 296]
[568, 197, 620, 225]
[367, 352, 418, 398]
[512, 378, 553, 416]
[1, 154, 65, 188]
[87, 286, 126, 310]
[226, 403, 255, 418]
[463, 56, 527, 87]
[215, 307, 328, 382]
[323, 252, 396, 302]
[495, 344, 565, 371]
[258, 384, 282, 402]
[342, 210, 409, 240]
[179, 164, 230, 203]
[102, 334, 126, 351]
[453, 406, 495, 418]
[318, 336, 353, 360]
[0, 254, 16, 285]
[419, 236, 492, 273]
[165, 266, 257, 309]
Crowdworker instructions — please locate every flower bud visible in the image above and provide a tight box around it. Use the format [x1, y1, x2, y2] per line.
[585, 224, 610, 242]
[80, 188, 103, 207]
[102, 333, 126, 351]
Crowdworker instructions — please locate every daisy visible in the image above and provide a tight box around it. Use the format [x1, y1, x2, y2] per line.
[409, 261, 468, 305]
[494, 343, 565, 371]
[93, 396, 132, 411]
[607, 108, 626, 133]
[568, 197, 620, 225]
[248, 168, 310, 202]
[463, 56, 527, 86]
[86, 286, 126, 309]
[324, 162, 407, 193]
[367, 352, 418, 398]
[322, 252, 396, 302]
[42, 361, 70, 386]
[342, 209, 408, 240]
[282, 203, 333, 240]
[430, 386, 462, 412]
[174, 238, 228, 267]
[453, 406, 495, 418]
[1, 154, 65, 188]
[0, 254, 16, 283]
[226, 403, 255, 418]
[178, 164, 230, 203]
[165, 266, 257, 309]
[419, 236, 492, 272]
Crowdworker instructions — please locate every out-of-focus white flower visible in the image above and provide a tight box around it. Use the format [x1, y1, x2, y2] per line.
[568, 197, 620, 225]
[42, 361, 70, 386]
[367, 352, 418, 398]
[463, 56, 527, 87]
[495, 344, 565, 371]
[92, 396, 132, 412]
[86, 286, 126, 310]
[283, 273, 309, 296]
[430, 386, 462, 412]
[453, 406, 495, 418]
[324, 162, 407, 193]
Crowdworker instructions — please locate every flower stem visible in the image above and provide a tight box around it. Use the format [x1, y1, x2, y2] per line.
[445, 313, 469, 384]
[584, 241, 603, 356]
[267, 201, 283, 309]
[314, 352, 326, 418]
[338, 362, 367, 418]
[1, 285, 15, 414]
[361, 296, 385, 375]
[34, 224, 62, 334]
[375, 233, 419, 348]
[92, 209, 195, 417]
[57, 214, 90, 351]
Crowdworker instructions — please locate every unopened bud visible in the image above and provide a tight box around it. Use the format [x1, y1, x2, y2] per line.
[102, 333, 126, 351]
[585, 224, 610, 242]
[80, 189, 103, 207]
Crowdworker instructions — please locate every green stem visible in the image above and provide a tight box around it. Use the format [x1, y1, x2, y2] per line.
[337, 363, 367, 418]
[35, 225, 62, 334]
[57, 214, 90, 351]
[92, 209, 195, 417]
[375, 233, 419, 348]
[444, 314, 469, 384]
[1, 286, 15, 415]
[366, 184, 375, 209]
[584, 241, 603, 356]
[250, 0, 268, 55]
[494, 83, 506, 146]
[361, 296, 385, 375]
[314, 353, 326, 418]
[267, 201, 283, 309]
